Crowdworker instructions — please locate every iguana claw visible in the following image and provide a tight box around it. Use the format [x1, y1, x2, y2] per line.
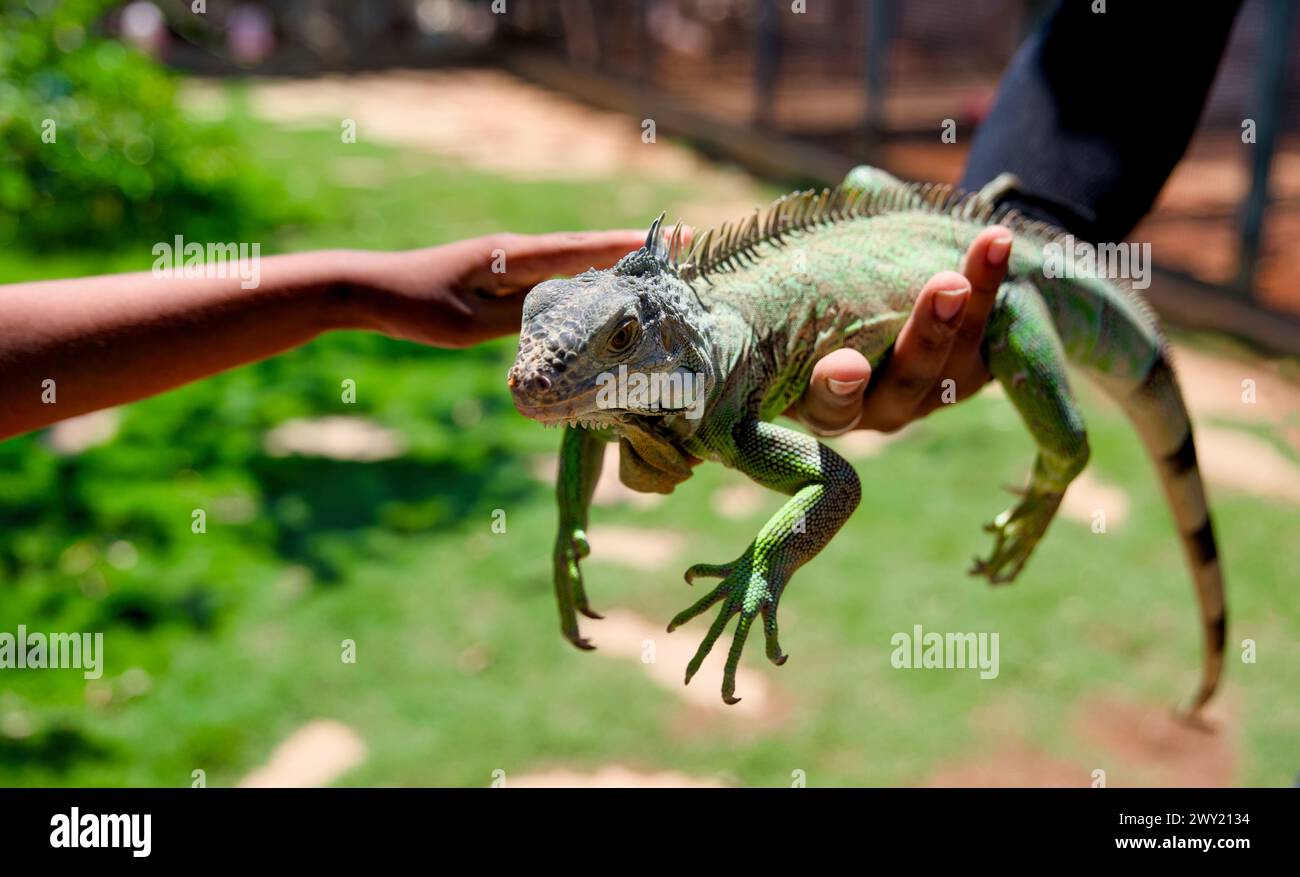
[969, 491, 1062, 585]
[555, 527, 600, 649]
[668, 548, 788, 704]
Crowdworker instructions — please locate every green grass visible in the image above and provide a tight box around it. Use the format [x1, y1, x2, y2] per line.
[2, 109, 1298, 788]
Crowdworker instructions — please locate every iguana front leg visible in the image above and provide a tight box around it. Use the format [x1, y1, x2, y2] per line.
[668, 420, 861, 703]
[554, 425, 609, 649]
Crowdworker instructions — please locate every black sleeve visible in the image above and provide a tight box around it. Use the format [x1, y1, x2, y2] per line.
[959, 0, 1244, 242]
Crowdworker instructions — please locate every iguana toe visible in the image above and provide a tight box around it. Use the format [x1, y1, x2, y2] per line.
[761, 604, 787, 665]
[672, 551, 788, 704]
[682, 604, 730, 683]
[971, 493, 1061, 585]
[684, 562, 732, 584]
[667, 579, 729, 632]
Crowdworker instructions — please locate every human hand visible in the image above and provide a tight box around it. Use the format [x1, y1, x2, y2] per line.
[349, 230, 654, 348]
[791, 225, 1013, 434]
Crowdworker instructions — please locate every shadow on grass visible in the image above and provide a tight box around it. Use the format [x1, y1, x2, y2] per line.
[0, 723, 113, 775]
[248, 449, 537, 584]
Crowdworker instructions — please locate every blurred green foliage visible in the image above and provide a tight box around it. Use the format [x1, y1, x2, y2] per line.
[0, 0, 287, 249]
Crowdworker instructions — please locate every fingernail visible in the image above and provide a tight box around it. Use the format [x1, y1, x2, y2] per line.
[932, 287, 967, 322]
[987, 235, 1012, 267]
[827, 378, 866, 396]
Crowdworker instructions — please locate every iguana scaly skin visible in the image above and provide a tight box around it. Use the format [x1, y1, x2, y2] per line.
[508, 165, 1225, 713]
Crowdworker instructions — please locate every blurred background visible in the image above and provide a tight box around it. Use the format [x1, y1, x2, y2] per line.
[1, 0, 1297, 787]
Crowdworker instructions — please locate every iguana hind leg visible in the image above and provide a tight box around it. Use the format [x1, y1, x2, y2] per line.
[668, 420, 860, 703]
[971, 281, 1090, 584]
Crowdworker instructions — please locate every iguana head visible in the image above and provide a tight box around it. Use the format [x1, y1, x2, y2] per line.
[509, 216, 715, 429]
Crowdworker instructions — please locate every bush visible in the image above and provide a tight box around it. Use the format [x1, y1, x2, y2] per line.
[0, 0, 284, 250]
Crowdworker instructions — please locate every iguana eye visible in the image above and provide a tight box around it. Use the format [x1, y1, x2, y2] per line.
[608, 318, 639, 354]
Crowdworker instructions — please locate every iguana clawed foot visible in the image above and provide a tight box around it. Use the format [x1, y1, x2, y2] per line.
[554, 527, 602, 650]
[667, 548, 788, 704]
[969, 490, 1063, 585]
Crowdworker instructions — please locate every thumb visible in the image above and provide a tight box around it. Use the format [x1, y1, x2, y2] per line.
[794, 348, 872, 436]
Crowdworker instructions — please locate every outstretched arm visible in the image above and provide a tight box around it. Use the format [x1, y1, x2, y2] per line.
[0, 231, 648, 441]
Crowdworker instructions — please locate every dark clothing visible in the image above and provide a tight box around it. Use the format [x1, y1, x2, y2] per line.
[960, 0, 1244, 242]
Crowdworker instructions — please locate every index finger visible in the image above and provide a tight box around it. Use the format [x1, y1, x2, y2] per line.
[488, 230, 642, 288]
[494, 228, 695, 292]
[953, 225, 1013, 350]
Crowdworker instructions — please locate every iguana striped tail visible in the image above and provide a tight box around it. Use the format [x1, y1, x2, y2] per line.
[1045, 272, 1225, 716]
[1113, 352, 1225, 715]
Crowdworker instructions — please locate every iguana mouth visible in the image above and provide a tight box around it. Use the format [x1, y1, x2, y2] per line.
[511, 389, 615, 424]
[512, 400, 682, 426]
[512, 375, 699, 425]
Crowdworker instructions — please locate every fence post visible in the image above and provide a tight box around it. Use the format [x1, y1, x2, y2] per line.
[863, 0, 892, 156]
[754, 0, 780, 130]
[1235, 0, 1296, 297]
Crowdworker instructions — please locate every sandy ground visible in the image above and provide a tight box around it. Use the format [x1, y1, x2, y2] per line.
[238, 719, 366, 787]
[927, 695, 1237, 788]
[576, 608, 776, 720]
[262, 415, 407, 461]
[184, 69, 762, 231]
[507, 765, 726, 788]
[44, 408, 121, 455]
[243, 69, 710, 182]
[235, 694, 1234, 787]
[583, 525, 685, 571]
[531, 442, 665, 510]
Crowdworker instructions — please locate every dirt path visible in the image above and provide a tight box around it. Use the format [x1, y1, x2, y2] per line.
[187, 69, 764, 230]
[238, 719, 366, 787]
[507, 765, 725, 788]
[925, 696, 1238, 787]
[580, 608, 778, 721]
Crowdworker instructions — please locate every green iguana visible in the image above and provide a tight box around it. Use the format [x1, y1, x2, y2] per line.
[507, 165, 1225, 714]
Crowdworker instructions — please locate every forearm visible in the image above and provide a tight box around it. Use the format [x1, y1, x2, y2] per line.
[0, 228, 650, 441]
[0, 249, 377, 439]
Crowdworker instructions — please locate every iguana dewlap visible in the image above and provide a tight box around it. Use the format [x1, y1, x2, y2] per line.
[508, 165, 1225, 714]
